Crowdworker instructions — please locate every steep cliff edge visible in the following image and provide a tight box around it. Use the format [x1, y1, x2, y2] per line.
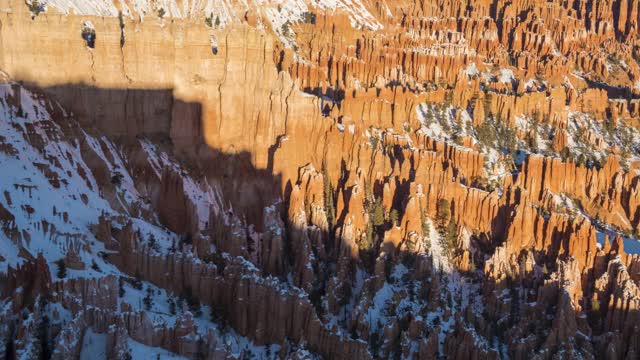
[1, 0, 640, 359]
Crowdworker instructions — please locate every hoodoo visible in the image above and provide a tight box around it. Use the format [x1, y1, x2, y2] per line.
[0, 0, 639, 359]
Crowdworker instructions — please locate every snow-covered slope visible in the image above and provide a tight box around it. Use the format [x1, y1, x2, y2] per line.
[0, 81, 222, 273]
[0, 79, 289, 359]
[0, 82, 113, 273]
[35, 0, 383, 31]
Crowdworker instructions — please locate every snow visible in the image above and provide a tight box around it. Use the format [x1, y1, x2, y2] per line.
[81, 326, 189, 360]
[523, 78, 547, 92]
[482, 71, 496, 83]
[260, 0, 381, 49]
[38, 0, 383, 34]
[83, 132, 143, 207]
[80, 329, 108, 360]
[596, 231, 640, 255]
[0, 80, 219, 283]
[563, 111, 611, 164]
[42, 0, 187, 19]
[128, 337, 188, 359]
[464, 62, 479, 77]
[498, 68, 514, 84]
[0, 84, 113, 271]
[130, 218, 179, 253]
[416, 102, 455, 140]
[117, 277, 282, 358]
[41, 0, 385, 60]
[360, 265, 412, 333]
[139, 138, 223, 230]
[45, 0, 120, 17]
[424, 218, 451, 273]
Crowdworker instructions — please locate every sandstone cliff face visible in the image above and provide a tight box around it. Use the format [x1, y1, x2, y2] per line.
[2, 0, 640, 359]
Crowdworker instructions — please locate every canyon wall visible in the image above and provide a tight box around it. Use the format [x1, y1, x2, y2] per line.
[1, 0, 640, 359]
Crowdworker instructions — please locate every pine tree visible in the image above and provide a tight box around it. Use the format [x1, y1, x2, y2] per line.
[55, 259, 66, 279]
[35, 314, 50, 360]
[389, 209, 399, 226]
[483, 90, 493, 118]
[143, 287, 153, 310]
[372, 197, 384, 226]
[27, 0, 45, 18]
[444, 91, 454, 107]
[444, 218, 457, 256]
[477, 120, 496, 147]
[118, 278, 125, 297]
[322, 166, 336, 230]
[425, 106, 434, 125]
[91, 260, 101, 272]
[182, 286, 202, 317]
[169, 297, 176, 315]
[133, 271, 143, 290]
[148, 234, 156, 251]
[421, 210, 432, 249]
[362, 222, 376, 251]
[281, 21, 291, 36]
[436, 199, 450, 230]
[123, 349, 133, 360]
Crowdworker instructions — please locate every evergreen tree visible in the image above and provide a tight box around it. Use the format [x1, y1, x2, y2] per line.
[421, 209, 432, 249]
[436, 199, 450, 230]
[169, 297, 176, 315]
[444, 218, 458, 256]
[363, 217, 375, 250]
[35, 315, 50, 360]
[182, 286, 202, 317]
[444, 91, 454, 107]
[425, 104, 434, 125]
[389, 209, 399, 226]
[372, 197, 384, 226]
[118, 277, 125, 297]
[55, 259, 66, 279]
[483, 90, 493, 117]
[132, 271, 143, 290]
[477, 120, 496, 147]
[194, 337, 206, 360]
[143, 287, 153, 310]
[322, 166, 336, 230]
[148, 234, 156, 250]
[91, 259, 101, 272]
[27, 0, 45, 18]
[281, 21, 291, 35]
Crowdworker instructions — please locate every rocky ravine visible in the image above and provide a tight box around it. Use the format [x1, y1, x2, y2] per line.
[1, 0, 640, 359]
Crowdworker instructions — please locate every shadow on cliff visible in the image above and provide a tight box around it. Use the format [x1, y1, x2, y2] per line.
[14, 81, 382, 357]
[19, 80, 283, 230]
[10, 81, 637, 360]
[584, 77, 640, 100]
[9, 81, 422, 355]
